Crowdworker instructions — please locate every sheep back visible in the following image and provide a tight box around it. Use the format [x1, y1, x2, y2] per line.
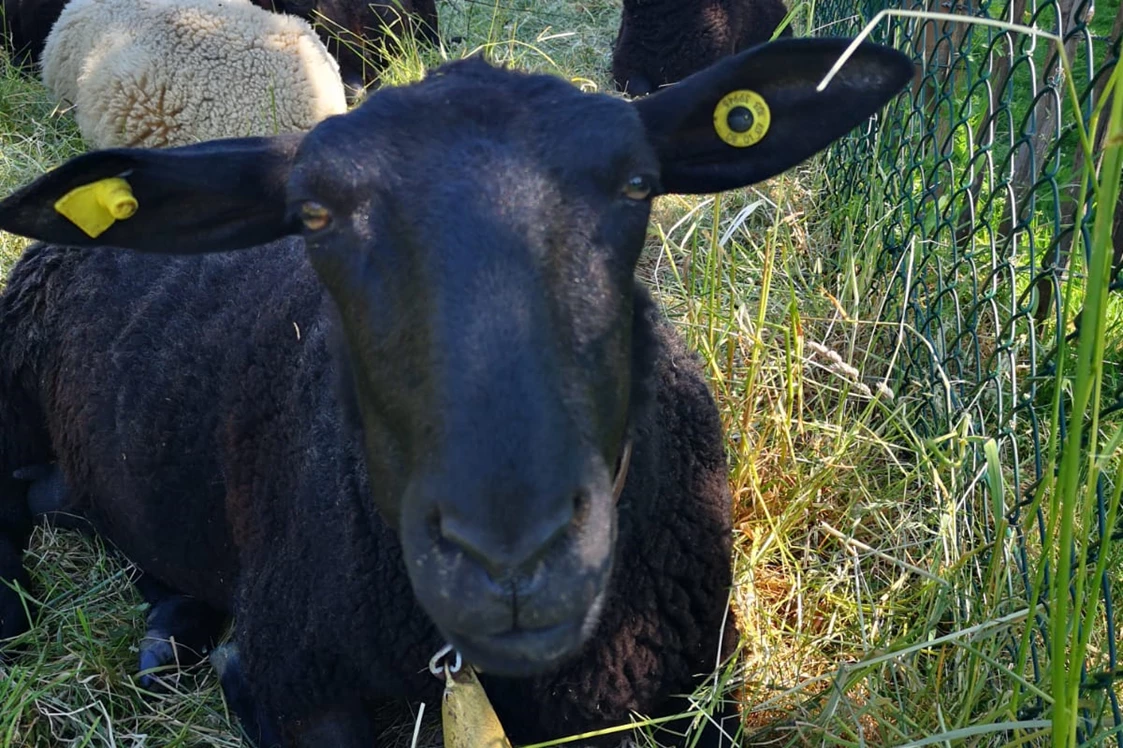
[611, 0, 793, 94]
[39, 0, 348, 148]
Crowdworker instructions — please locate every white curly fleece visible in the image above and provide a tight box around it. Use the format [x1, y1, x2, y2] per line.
[40, 0, 348, 148]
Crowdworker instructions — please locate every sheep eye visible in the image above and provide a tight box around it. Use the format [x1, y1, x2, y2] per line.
[621, 175, 652, 201]
[300, 202, 332, 232]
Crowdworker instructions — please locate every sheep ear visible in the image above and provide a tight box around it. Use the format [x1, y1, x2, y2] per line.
[0, 135, 304, 253]
[633, 37, 914, 195]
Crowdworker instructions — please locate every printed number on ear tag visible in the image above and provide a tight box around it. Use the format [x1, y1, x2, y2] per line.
[713, 90, 771, 148]
[53, 177, 138, 238]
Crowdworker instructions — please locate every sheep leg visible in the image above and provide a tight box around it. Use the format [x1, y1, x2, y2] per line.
[209, 642, 283, 748]
[12, 462, 227, 687]
[0, 473, 35, 646]
[14, 462, 92, 533]
[12, 463, 227, 690]
[12, 462, 224, 686]
[133, 573, 226, 691]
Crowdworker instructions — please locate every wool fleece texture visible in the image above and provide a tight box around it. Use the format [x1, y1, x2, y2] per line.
[41, 0, 347, 148]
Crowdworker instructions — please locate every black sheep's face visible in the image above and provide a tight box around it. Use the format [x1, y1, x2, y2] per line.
[291, 62, 653, 675]
[0, 41, 914, 676]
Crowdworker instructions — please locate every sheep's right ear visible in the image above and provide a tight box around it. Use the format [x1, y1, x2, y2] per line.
[0, 134, 304, 254]
[634, 38, 914, 195]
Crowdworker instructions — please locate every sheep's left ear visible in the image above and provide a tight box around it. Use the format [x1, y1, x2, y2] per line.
[634, 37, 914, 195]
[0, 134, 304, 253]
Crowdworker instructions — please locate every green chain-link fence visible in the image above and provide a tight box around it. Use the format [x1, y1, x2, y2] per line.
[811, 0, 1123, 740]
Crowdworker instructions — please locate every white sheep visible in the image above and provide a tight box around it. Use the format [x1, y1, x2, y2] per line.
[40, 0, 348, 149]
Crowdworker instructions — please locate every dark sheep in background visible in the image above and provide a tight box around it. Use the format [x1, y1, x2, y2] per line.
[0, 0, 439, 95]
[0, 40, 913, 747]
[611, 0, 795, 96]
[254, 0, 441, 94]
[0, 0, 63, 67]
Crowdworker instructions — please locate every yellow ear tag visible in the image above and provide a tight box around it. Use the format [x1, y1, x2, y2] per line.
[441, 666, 513, 748]
[53, 177, 139, 238]
[713, 89, 771, 148]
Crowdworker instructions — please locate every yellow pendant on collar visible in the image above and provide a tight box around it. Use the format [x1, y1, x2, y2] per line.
[713, 89, 770, 148]
[441, 666, 512, 748]
[53, 177, 138, 238]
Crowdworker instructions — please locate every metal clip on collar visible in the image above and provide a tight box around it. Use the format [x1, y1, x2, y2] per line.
[429, 643, 463, 683]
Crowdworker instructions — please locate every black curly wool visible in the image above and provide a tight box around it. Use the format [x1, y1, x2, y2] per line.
[611, 0, 794, 95]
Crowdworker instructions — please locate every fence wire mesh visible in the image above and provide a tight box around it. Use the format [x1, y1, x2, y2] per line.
[811, 0, 1123, 740]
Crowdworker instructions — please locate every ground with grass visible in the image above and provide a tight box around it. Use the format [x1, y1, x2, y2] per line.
[2, 0, 1121, 746]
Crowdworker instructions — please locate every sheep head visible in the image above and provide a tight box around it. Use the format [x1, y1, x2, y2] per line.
[0, 38, 914, 677]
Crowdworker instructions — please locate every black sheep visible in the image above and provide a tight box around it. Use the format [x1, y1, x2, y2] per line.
[253, 0, 441, 95]
[612, 0, 795, 96]
[0, 0, 64, 67]
[0, 40, 913, 747]
[0, 0, 439, 95]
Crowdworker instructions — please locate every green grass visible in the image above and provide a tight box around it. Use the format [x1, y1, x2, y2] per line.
[797, 2, 1123, 746]
[1, 0, 1122, 745]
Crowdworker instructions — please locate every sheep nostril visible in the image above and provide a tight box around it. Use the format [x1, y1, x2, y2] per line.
[438, 499, 575, 581]
[437, 517, 496, 573]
